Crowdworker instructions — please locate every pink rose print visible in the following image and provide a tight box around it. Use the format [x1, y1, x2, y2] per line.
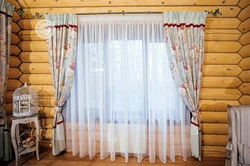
[177, 56, 182, 62]
[194, 84, 200, 91]
[69, 61, 75, 70]
[169, 63, 174, 70]
[0, 76, 6, 82]
[0, 35, 6, 45]
[73, 28, 77, 32]
[180, 82, 188, 89]
[165, 36, 168, 43]
[60, 81, 65, 87]
[178, 87, 186, 96]
[172, 42, 179, 51]
[180, 24, 185, 30]
[64, 43, 70, 51]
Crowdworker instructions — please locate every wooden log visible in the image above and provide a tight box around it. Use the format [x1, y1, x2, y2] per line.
[18, 0, 239, 8]
[11, 22, 20, 33]
[19, 52, 49, 63]
[25, 118, 54, 129]
[239, 31, 250, 45]
[202, 65, 242, 77]
[40, 140, 52, 148]
[38, 106, 54, 117]
[203, 150, 225, 157]
[10, 45, 21, 56]
[22, 6, 240, 19]
[205, 33, 240, 41]
[239, 57, 250, 70]
[238, 5, 250, 21]
[239, 83, 250, 95]
[12, 11, 21, 23]
[202, 146, 226, 154]
[201, 123, 228, 134]
[202, 146, 226, 157]
[40, 140, 52, 149]
[200, 88, 242, 100]
[6, 115, 12, 126]
[201, 134, 227, 146]
[11, 33, 21, 45]
[18, 18, 241, 30]
[29, 85, 54, 96]
[19, 74, 52, 85]
[40, 118, 53, 129]
[19, 33, 44, 41]
[199, 100, 240, 111]
[205, 18, 240, 29]
[239, 95, 250, 104]
[37, 96, 54, 107]
[7, 79, 22, 91]
[9, 55, 21, 67]
[203, 53, 242, 65]
[5, 103, 12, 115]
[238, 44, 250, 58]
[22, 7, 240, 20]
[201, 77, 242, 88]
[200, 112, 227, 123]
[40, 129, 53, 140]
[239, 70, 250, 82]
[205, 29, 240, 34]
[238, 0, 250, 8]
[204, 41, 241, 53]
[19, 63, 51, 74]
[238, 18, 250, 34]
[19, 41, 47, 52]
[6, 91, 14, 103]
[8, 68, 22, 79]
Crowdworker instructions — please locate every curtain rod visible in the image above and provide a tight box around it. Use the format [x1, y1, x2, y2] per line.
[32, 8, 221, 19]
[75, 9, 221, 16]
[77, 11, 163, 15]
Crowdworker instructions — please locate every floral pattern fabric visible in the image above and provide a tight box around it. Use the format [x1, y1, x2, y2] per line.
[0, 0, 14, 161]
[163, 12, 207, 159]
[44, 14, 77, 156]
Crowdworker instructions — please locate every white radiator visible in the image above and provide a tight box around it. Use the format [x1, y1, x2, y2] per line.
[107, 124, 146, 153]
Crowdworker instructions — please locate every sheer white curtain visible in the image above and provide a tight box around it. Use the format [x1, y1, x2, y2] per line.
[64, 15, 191, 163]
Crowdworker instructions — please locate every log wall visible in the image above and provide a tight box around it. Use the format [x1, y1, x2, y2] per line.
[6, 0, 250, 157]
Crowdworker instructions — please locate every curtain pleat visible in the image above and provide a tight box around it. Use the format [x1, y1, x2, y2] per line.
[163, 12, 207, 160]
[0, 0, 14, 161]
[44, 13, 77, 156]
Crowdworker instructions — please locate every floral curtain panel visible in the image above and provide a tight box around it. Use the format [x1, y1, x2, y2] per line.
[0, 0, 14, 161]
[163, 12, 207, 160]
[44, 13, 77, 156]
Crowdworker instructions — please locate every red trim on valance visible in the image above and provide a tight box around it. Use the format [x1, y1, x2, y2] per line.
[164, 23, 205, 28]
[45, 24, 77, 29]
[0, 11, 12, 18]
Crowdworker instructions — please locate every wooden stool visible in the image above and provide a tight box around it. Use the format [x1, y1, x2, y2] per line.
[11, 113, 40, 166]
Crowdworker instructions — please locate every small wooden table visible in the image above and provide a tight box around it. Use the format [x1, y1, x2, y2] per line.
[11, 113, 40, 166]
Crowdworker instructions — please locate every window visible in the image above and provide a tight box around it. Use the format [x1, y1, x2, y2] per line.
[67, 16, 186, 124]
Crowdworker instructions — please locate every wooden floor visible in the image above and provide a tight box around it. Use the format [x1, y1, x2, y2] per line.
[8, 151, 225, 166]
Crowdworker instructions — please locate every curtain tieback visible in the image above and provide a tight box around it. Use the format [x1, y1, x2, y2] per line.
[191, 107, 199, 118]
[55, 106, 62, 113]
[191, 106, 200, 129]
